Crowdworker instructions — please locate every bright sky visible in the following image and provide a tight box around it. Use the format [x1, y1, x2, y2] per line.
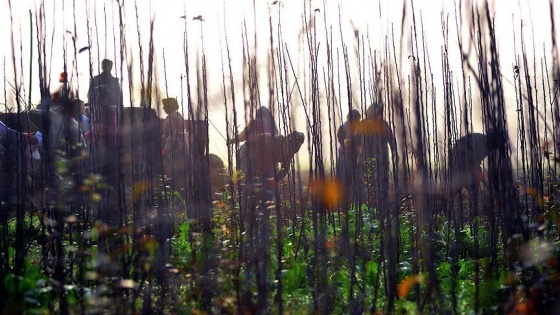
[1, 0, 559, 162]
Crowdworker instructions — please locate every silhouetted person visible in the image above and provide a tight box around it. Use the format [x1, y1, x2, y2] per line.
[87, 59, 122, 227]
[358, 103, 397, 211]
[447, 129, 508, 196]
[162, 98, 187, 155]
[161, 98, 189, 189]
[37, 90, 86, 205]
[227, 105, 279, 314]
[445, 129, 510, 225]
[72, 99, 91, 135]
[336, 108, 361, 207]
[39, 90, 85, 168]
[274, 131, 305, 183]
[228, 106, 279, 186]
[87, 59, 121, 147]
[88, 59, 122, 110]
[0, 121, 37, 206]
[228, 106, 278, 145]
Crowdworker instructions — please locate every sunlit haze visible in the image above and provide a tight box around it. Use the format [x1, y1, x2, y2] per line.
[1, 0, 558, 163]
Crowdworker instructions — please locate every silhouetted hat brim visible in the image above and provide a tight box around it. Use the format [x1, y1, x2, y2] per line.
[162, 98, 179, 111]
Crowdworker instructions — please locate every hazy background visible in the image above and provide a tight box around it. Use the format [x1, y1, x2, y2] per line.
[1, 0, 558, 168]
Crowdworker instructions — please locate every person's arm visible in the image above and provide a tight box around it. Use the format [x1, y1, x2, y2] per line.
[337, 124, 346, 145]
[116, 79, 123, 109]
[227, 127, 248, 145]
[275, 159, 291, 182]
[0, 120, 37, 144]
[163, 118, 171, 138]
[0, 120, 9, 139]
[176, 113, 187, 135]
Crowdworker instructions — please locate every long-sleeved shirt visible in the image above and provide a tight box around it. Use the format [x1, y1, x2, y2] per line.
[0, 120, 23, 142]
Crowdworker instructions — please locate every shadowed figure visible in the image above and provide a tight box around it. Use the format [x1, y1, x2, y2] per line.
[227, 106, 304, 313]
[356, 102, 398, 303]
[358, 103, 397, 213]
[336, 109, 362, 208]
[162, 98, 187, 156]
[87, 59, 123, 227]
[39, 92, 87, 224]
[446, 129, 508, 219]
[227, 106, 278, 313]
[71, 99, 91, 135]
[207, 153, 227, 199]
[235, 131, 305, 186]
[87, 59, 123, 111]
[161, 97, 190, 191]
[86, 59, 122, 158]
[0, 120, 37, 208]
[40, 93, 85, 172]
[229, 106, 279, 188]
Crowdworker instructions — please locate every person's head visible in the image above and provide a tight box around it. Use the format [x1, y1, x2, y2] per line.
[487, 128, 508, 150]
[366, 102, 383, 119]
[59, 71, 68, 83]
[101, 59, 113, 73]
[347, 109, 361, 122]
[162, 98, 179, 114]
[255, 106, 273, 120]
[83, 104, 90, 117]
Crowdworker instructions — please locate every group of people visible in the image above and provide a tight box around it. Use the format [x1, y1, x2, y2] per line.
[336, 103, 397, 210]
[218, 100, 397, 211]
[0, 59, 123, 220]
[2, 57, 400, 217]
[334, 100, 515, 221]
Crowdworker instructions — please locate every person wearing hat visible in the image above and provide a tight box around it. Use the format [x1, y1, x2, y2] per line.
[161, 98, 189, 189]
[336, 108, 362, 207]
[162, 97, 187, 155]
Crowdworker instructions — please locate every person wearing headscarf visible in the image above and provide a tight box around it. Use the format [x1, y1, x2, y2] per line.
[227, 106, 279, 187]
[227, 106, 278, 145]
